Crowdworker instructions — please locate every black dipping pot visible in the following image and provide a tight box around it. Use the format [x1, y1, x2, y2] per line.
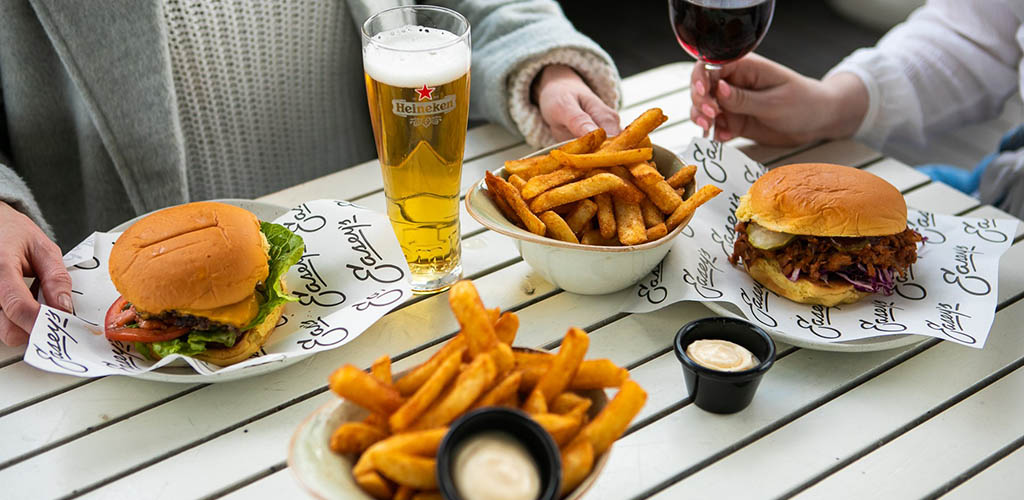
[437, 407, 561, 500]
[674, 317, 776, 414]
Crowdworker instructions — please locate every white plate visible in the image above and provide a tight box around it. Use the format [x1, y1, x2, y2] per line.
[704, 301, 928, 353]
[110, 198, 312, 384]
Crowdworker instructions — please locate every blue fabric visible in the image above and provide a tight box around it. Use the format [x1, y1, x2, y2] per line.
[916, 123, 1024, 194]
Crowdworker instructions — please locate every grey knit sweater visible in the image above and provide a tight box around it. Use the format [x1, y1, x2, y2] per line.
[0, 0, 620, 248]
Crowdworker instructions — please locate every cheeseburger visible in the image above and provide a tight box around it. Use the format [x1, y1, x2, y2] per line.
[105, 202, 304, 366]
[730, 163, 922, 307]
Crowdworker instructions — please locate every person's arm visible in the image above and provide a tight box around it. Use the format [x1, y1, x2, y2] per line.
[429, 0, 622, 146]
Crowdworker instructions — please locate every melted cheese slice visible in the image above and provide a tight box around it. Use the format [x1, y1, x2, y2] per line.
[180, 293, 260, 329]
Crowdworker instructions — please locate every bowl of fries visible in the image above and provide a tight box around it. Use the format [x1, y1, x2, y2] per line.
[289, 280, 647, 500]
[467, 108, 722, 295]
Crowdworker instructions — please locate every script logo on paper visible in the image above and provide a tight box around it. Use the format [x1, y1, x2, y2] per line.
[925, 302, 976, 345]
[709, 192, 742, 259]
[692, 141, 727, 183]
[795, 304, 842, 339]
[961, 218, 1008, 243]
[908, 211, 946, 245]
[637, 262, 668, 305]
[294, 253, 347, 307]
[682, 248, 724, 299]
[339, 215, 406, 284]
[103, 341, 146, 372]
[283, 204, 328, 234]
[33, 309, 87, 373]
[858, 300, 907, 333]
[940, 245, 991, 296]
[740, 282, 777, 328]
[894, 265, 927, 301]
[297, 316, 350, 350]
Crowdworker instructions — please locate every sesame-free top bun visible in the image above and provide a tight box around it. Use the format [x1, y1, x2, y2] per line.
[747, 259, 868, 307]
[735, 163, 907, 237]
[108, 202, 270, 315]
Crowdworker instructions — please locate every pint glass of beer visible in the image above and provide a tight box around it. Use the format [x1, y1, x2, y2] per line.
[362, 6, 471, 293]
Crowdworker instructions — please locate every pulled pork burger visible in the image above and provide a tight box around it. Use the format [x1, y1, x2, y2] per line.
[105, 201, 304, 366]
[730, 163, 922, 307]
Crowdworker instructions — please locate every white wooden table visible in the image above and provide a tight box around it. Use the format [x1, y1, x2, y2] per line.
[3, 62, 1024, 500]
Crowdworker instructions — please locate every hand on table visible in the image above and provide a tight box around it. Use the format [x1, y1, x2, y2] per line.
[0, 202, 73, 346]
[690, 53, 868, 146]
[534, 64, 621, 142]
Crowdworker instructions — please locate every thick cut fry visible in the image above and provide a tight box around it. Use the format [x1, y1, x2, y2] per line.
[449, 281, 500, 358]
[411, 353, 498, 430]
[605, 166, 646, 204]
[330, 422, 388, 454]
[412, 493, 443, 500]
[521, 167, 585, 200]
[395, 336, 466, 396]
[520, 358, 628, 392]
[634, 173, 683, 214]
[577, 379, 647, 456]
[646, 223, 668, 241]
[485, 171, 546, 235]
[594, 193, 616, 239]
[494, 311, 518, 345]
[375, 452, 437, 490]
[394, 485, 415, 500]
[565, 199, 598, 234]
[627, 161, 664, 182]
[560, 439, 595, 496]
[487, 188, 521, 226]
[329, 365, 404, 415]
[667, 184, 723, 229]
[532, 412, 583, 446]
[508, 174, 527, 192]
[355, 471, 394, 500]
[551, 392, 591, 415]
[503, 154, 548, 177]
[363, 412, 389, 432]
[551, 201, 578, 216]
[638, 136, 653, 148]
[529, 173, 626, 213]
[504, 128, 606, 178]
[472, 371, 523, 409]
[667, 164, 698, 188]
[551, 147, 652, 169]
[390, 350, 463, 432]
[600, 108, 667, 152]
[522, 390, 548, 414]
[371, 355, 392, 385]
[540, 211, 580, 244]
[613, 197, 647, 245]
[354, 428, 449, 476]
[488, 340, 515, 375]
[640, 198, 664, 227]
[529, 328, 589, 406]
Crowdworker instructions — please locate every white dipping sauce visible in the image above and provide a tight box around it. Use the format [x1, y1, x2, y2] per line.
[454, 431, 541, 500]
[686, 339, 758, 372]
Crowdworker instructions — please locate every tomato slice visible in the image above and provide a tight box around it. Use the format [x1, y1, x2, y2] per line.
[105, 296, 135, 330]
[105, 326, 190, 343]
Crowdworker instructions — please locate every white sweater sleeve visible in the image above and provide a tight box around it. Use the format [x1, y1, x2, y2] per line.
[825, 0, 1024, 150]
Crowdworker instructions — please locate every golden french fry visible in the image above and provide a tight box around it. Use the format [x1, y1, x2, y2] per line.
[627, 161, 663, 182]
[411, 353, 498, 430]
[488, 340, 515, 375]
[667, 184, 723, 229]
[487, 187, 522, 227]
[529, 173, 626, 213]
[363, 412, 389, 432]
[354, 428, 449, 476]
[371, 355, 392, 385]
[540, 211, 580, 244]
[605, 166, 646, 204]
[521, 167, 585, 200]
[522, 389, 549, 414]
[640, 197, 664, 227]
[646, 222, 668, 241]
[613, 197, 647, 245]
[394, 485, 415, 500]
[504, 154, 547, 176]
[633, 172, 683, 214]
[390, 350, 463, 432]
[330, 422, 388, 455]
[494, 311, 519, 345]
[520, 358, 628, 392]
[395, 335, 466, 396]
[508, 174, 527, 192]
[675, 186, 686, 197]
[375, 452, 437, 490]
[486, 171, 546, 235]
[472, 371, 523, 410]
[529, 328, 589, 406]
[551, 148, 652, 169]
[577, 379, 647, 456]
[560, 439, 594, 496]
[532, 412, 584, 447]
[551, 392, 591, 415]
[638, 136, 653, 148]
[412, 493, 443, 500]
[667, 164, 698, 188]
[505, 128, 606, 178]
[565, 199, 598, 234]
[355, 471, 394, 500]
[449, 280, 500, 358]
[329, 365, 404, 416]
[600, 108, 667, 152]
[594, 193, 616, 239]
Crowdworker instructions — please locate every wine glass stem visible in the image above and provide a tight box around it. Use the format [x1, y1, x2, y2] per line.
[704, 62, 722, 141]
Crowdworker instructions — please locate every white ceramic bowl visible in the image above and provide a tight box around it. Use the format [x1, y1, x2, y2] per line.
[466, 144, 696, 295]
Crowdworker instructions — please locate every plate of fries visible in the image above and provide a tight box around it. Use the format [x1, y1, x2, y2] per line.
[466, 108, 722, 295]
[289, 280, 647, 500]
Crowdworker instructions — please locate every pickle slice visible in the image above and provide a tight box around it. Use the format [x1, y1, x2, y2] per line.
[747, 222, 795, 250]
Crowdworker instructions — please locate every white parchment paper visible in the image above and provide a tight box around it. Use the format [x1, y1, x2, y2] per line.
[25, 200, 412, 377]
[626, 139, 1018, 349]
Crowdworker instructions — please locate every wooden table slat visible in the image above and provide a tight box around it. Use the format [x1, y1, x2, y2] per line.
[766, 139, 882, 168]
[620, 62, 693, 108]
[220, 468, 305, 500]
[905, 182, 982, 215]
[942, 442, 1024, 500]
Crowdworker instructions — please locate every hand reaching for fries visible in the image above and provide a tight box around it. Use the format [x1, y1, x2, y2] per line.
[327, 280, 647, 499]
[486, 108, 722, 247]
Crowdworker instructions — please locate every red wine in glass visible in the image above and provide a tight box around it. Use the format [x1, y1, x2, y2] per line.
[669, 0, 775, 139]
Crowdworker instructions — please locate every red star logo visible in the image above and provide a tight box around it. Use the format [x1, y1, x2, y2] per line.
[415, 84, 435, 101]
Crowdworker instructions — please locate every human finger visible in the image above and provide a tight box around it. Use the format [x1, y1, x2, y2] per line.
[579, 93, 621, 136]
[30, 238, 74, 314]
[690, 106, 711, 133]
[559, 98, 601, 138]
[0, 311, 30, 346]
[0, 262, 38, 339]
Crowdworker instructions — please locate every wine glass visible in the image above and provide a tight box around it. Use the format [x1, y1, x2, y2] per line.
[669, 0, 775, 140]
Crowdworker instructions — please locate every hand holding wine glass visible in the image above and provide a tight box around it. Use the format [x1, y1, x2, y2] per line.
[669, 0, 775, 141]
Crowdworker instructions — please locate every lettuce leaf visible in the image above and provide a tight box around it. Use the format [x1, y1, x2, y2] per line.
[138, 222, 304, 360]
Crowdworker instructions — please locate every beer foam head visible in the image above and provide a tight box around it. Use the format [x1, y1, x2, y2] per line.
[364, 26, 470, 88]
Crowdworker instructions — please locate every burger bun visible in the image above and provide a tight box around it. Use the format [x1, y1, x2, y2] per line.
[746, 258, 868, 307]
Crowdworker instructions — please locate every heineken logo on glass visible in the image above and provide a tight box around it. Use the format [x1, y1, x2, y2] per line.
[392, 86, 455, 128]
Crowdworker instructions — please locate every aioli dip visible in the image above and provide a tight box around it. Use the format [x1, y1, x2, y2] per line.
[686, 339, 758, 372]
[454, 431, 540, 500]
